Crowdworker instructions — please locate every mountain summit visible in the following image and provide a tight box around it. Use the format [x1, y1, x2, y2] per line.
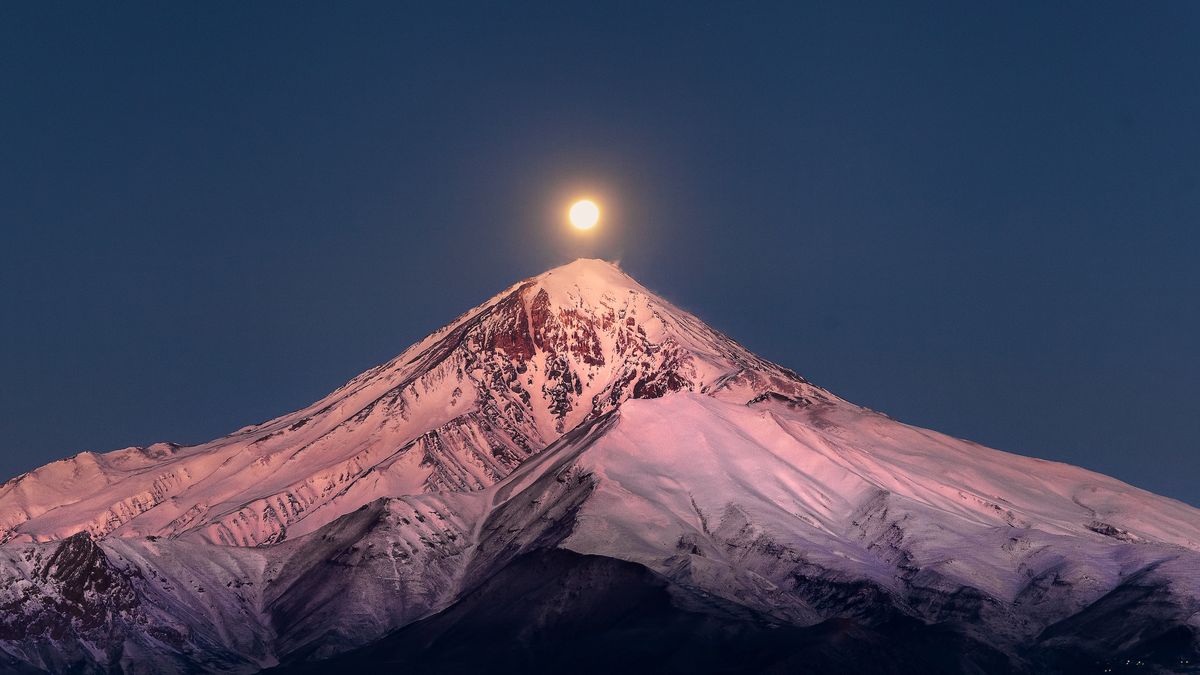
[0, 259, 826, 548]
[2, 260, 1198, 673]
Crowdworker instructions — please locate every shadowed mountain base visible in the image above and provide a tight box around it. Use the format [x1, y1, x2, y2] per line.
[274, 549, 1028, 675]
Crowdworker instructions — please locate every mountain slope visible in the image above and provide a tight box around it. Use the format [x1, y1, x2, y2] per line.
[277, 393, 1200, 673]
[485, 394, 1200, 639]
[274, 548, 1017, 675]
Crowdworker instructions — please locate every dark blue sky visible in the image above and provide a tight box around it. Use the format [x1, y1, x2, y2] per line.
[2, 2, 1198, 505]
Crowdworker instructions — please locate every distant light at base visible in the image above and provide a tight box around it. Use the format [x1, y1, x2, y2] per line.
[569, 199, 600, 230]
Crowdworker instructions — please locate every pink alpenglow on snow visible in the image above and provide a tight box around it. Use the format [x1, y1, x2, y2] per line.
[1, 259, 1198, 673]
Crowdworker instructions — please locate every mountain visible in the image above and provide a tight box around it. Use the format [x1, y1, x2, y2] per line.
[1, 259, 1197, 674]
[0, 259, 823, 548]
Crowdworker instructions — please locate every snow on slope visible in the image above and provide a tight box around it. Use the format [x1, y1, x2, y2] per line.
[555, 393, 1200, 577]
[0, 259, 826, 547]
[460, 392, 1200, 653]
[0, 490, 491, 672]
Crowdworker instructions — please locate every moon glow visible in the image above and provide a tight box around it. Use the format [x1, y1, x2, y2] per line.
[569, 199, 600, 230]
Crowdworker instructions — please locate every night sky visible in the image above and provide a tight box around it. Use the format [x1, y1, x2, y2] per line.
[2, 3, 1198, 505]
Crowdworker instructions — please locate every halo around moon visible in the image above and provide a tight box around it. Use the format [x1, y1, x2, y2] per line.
[569, 199, 600, 230]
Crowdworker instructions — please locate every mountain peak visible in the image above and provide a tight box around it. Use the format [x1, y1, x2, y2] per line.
[0, 259, 824, 547]
[523, 258, 646, 308]
[541, 257, 625, 278]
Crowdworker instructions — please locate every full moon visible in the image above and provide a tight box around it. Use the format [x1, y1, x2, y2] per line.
[569, 199, 600, 230]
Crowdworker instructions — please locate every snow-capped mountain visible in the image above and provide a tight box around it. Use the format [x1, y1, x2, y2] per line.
[1, 259, 1197, 674]
[0, 259, 824, 548]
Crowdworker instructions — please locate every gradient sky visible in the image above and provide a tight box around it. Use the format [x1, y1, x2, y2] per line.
[2, 2, 1198, 505]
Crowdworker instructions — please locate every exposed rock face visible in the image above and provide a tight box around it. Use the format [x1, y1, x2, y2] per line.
[5, 533, 139, 644]
[0, 259, 1197, 674]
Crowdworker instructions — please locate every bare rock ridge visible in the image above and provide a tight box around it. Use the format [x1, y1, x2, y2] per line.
[0, 258, 1198, 674]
